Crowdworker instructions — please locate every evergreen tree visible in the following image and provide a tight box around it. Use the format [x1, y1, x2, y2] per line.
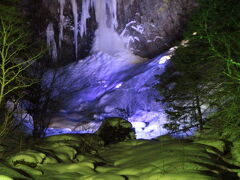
[156, 40, 225, 134]
[156, 0, 240, 137]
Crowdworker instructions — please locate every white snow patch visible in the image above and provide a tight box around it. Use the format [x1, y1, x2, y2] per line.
[120, 20, 136, 37]
[131, 24, 144, 34]
[158, 55, 171, 64]
[128, 110, 168, 139]
[115, 83, 122, 89]
[153, 36, 162, 42]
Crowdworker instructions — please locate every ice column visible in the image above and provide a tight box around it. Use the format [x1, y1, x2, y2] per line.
[46, 23, 58, 62]
[79, 0, 92, 37]
[58, 0, 66, 48]
[71, 0, 79, 60]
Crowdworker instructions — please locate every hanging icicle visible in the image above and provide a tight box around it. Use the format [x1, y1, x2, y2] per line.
[46, 22, 58, 62]
[70, 0, 79, 60]
[58, 0, 66, 49]
[79, 0, 92, 37]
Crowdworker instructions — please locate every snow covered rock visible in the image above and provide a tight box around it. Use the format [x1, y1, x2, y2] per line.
[96, 117, 135, 145]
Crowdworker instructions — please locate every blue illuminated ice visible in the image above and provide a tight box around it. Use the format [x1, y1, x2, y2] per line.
[115, 83, 122, 89]
[42, 50, 175, 139]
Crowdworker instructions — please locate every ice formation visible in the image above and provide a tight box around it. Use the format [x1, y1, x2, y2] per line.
[42, 50, 175, 139]
[58, 0, 65, 48]
[46, 23, 58, 61]
[42, 1, 178, 139]
[70, 0, 79, 60]
[91, 0, 141, 62]
[57, 0, 140, 62]
[79, 0, 92, 37]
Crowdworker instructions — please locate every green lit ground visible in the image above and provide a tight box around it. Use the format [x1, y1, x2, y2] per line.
[0, 135, 239, 180]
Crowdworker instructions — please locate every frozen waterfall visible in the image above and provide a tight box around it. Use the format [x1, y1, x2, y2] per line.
[40, 49, 177, 139]
[55, 0, 140, 62]
[41, 1, 175, 139]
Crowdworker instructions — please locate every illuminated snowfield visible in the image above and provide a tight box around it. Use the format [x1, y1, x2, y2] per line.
[2, 134, 235, 179]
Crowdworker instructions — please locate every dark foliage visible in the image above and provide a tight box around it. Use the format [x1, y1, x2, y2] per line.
[156, 0, 240, 139]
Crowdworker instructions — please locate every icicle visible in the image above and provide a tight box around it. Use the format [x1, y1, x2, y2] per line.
[58, 0, 66, 48]
[46, 23, 58, 62]
[106, 0, 118, 29]
[70, 0, 79, 60]
[79, 0, 92, 37]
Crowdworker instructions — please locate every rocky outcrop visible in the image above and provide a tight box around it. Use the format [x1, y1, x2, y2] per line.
[96, 117, 135, 145]
[117, 0, 197, 58]
[23, 0, 197, 65]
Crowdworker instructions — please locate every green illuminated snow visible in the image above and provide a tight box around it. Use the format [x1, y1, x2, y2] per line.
[0, 134, 239, 180]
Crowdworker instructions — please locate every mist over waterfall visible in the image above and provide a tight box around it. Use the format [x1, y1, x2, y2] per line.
[42, 0, 183, 139]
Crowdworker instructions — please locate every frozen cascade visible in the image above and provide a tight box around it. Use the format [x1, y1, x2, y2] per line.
[46, 23, 58, 61]
[91, 0, 126, 56]
[60, 0, 141, 62]
[70, 0, 79, 60]
[41, 49, 177, 139]
[41, 1, 179, 139]
[47, 0, 143, 63]
[79, 0, 118, 40]
[58, 0, 66, 48]
[91, 0, 139, 62]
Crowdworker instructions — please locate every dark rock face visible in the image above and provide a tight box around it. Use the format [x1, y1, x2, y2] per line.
[96, 117, 135, 145]
[23, 0, 197, 65]
[117, 0, 197, 58]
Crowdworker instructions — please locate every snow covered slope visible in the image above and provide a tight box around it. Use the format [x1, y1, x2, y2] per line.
[2, 135, 238, 179]
[43, 49, 174, 139]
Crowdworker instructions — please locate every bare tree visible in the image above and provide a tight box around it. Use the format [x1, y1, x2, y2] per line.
[0, 19, 41, 140]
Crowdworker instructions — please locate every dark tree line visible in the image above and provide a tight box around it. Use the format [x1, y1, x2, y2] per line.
[156, 0, 240, 139]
